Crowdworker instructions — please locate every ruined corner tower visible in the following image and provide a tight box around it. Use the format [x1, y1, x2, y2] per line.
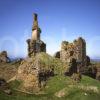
[60, 37, 87, 72]
[27, 13, 46, 57]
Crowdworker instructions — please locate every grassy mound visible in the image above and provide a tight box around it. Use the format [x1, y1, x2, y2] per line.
[34, 52, 65, 75]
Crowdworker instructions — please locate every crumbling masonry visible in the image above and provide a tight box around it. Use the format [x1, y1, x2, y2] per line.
[55, 37, 88, 73]
[60, 38, 86, 66]
[27, 13, 46, 57]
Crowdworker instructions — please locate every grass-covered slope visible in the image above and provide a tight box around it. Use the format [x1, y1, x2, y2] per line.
[34, 52, 65, 75]
[0, 53, 100, 100]
[0, 75, 100, 100]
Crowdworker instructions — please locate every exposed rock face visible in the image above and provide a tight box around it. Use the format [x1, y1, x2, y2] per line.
[0, 51, 10, 63]
[60, 37, 87, 72]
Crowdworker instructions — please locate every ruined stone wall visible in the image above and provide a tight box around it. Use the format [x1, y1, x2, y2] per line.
[75, 37, 86, 66]
[27, 13, 46, 57]
[27, 39, 46, 57]
[0, 51, 10, 63]
[60, 37, 86, 69]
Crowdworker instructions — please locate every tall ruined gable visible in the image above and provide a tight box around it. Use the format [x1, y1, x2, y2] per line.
[27, 13, 46, 57]
[60, 37, 86, 67]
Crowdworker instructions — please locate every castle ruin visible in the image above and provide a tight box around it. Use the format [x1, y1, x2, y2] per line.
[55, 37, 88, 73]
[1, 13, 99, 94]
[60, 37, 86, 66]
[27, 13, 88, 73]
[27, 13, 46, 57]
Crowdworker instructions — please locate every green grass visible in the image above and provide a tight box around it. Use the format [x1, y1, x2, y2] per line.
[0, 75, 100, 100]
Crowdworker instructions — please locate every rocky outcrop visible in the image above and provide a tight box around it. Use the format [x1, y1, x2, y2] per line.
[0, 51, 10, 63]
[15, 53, 55, 93]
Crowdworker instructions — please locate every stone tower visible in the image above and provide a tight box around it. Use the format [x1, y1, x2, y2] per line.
[27, 13, 46, 57]
[32, 13, 41, 40]
[60, 37, 87, 72]
[76, 37, 86, 67]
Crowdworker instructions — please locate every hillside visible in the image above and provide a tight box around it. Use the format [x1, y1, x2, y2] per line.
[0, 53, 100, 100]
[0, 75, 100, 100]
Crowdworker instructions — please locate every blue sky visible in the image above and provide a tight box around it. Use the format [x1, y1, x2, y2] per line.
[0, 0, 100, 58]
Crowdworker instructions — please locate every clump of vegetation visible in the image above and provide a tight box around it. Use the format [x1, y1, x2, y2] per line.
[35, 52, 65, 75]
[9, 80, 22, 90]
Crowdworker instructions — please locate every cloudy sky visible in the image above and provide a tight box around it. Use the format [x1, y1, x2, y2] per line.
[0, 0, 100, 59]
